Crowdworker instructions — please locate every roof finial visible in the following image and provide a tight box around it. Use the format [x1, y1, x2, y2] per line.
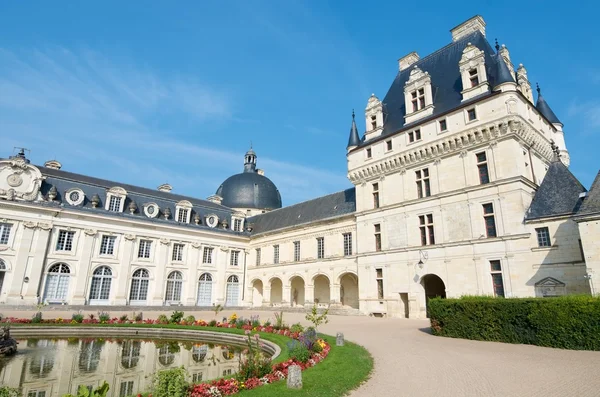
[250, 140, 253, 149]
[495, 38, 500, 51]
[536, 82, 541, 96]
[352, 109, 355, 119]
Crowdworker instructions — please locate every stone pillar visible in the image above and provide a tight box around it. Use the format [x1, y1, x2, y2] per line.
[6, 223, 36, 304]
[282, 285, 291, 307]
[287, 365, 302, 389]
[21, 224, 52, 303]
[263, 285, 271, 306]
[330, 283, 341, 306]
[408, 294, 420, 319]
[150, 238, 169, 305]
[304, 284, 314, 307]
[113, 235, 136, 305]
[70, 229, 97, 305]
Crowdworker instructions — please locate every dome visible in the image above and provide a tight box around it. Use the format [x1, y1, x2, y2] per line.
[216, 149, 282, 211]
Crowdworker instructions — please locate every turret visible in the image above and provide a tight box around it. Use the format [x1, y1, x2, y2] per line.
[536, 84, 569, 166]
[347, 110, 361, 151]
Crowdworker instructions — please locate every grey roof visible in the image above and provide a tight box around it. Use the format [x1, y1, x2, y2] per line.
[368, 31, 509, 143]
[525, 159, 586, 220]
[216, 172, 282, 210]
[38, 166, 242, 234]
[576, 171, 600, 217]
[536, 87, 562, 125]
[347, 111, 361, 148]
[247, 188, 356, 234]
[494, 54, 515, 87]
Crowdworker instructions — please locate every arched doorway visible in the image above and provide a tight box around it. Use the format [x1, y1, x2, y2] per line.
[252, 280, 263, 307]
[270, 278, 282, 305]
[225, 275, 240, 306]
[421, 274, 446, 317]
[290, 276, 305, 307]
[165, 271, 183, 303]
[129, 268, 149, 305]
[43, 263, 71, 303]
[313, 275, 330, 305]
[89, 266, 112, 304]
[339, 273, 359, 309]
[197, 273, 213, 306]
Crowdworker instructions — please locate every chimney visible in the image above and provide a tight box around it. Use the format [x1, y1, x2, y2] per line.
[257, 169, 265, 176]
[207, 194, 223, 205]
[157, 183, 172, 193]
[398, 52, 420, 71]
[44, 160, 62, 170]
[450, 15, 486, 42]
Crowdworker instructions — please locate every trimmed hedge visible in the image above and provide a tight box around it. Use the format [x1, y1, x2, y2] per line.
[428, 295, 600, 350]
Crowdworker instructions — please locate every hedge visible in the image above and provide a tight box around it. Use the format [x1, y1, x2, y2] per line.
[428, 295, 600, 350]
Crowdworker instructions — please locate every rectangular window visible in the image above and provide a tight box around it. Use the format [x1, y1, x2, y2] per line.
[536, 227, 551, 247]
[273, 245, 280, 264]
[27, 392, 46, 397]
[172, 243, 184, 261]
[192, 372, 203, 383]
[343, 233, 352, 256]
[177, 208, 189, 223]
[203, 247, 213, 264]
[366, 148, 372, 159]
[439, 119, 447, 132]
[469, 68, 479, 87]
[467, 108, 477, 121]
[138, 239, 152, 258]
[408, 129, 421, 143]
[230, 250, 240, 266]
[372, 182, 380, 209]
[418, 88, 425, 109]
[374, 224, 382, 252]
[317, 237, 325, 259]
[99, 235, 116, 255]
[419, 214, 435, 246]
[56, 230, 75, 251]
[476, 152, 490, 184]
[411, 89, 425, 112]
[376, 268, 384, 300]
[386, 140, 393, 151]
[371, 115, 377, 130]
[490, 260, 505, 297]
[256, 248, 261, 266]
[0, 223, 12, 245]
[108, 196, 122, 212]
[119, 381, 134, 397]
[294, 241, 301, 262]
[483, 203, 497, 238]
[411, 90, 418, 112]
[233, 218, 242, 232]
[416, 168, 431, 198]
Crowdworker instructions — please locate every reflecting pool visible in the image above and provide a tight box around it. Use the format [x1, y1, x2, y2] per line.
[0, 337, 245, 397]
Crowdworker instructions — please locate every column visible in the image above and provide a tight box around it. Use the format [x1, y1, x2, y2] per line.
[70, 229, 97, 305]
[6, 223, 36, 304]
[330, 283, 341, 306]
[21, 224, 52, 303]
[304, 284, 314, 307]
[263, 285, 271, 306]
[113, 235, 136, 305]
[281, 285, 291, 307]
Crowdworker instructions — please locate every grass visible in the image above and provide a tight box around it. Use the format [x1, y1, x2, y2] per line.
[9, 323, 373, 396]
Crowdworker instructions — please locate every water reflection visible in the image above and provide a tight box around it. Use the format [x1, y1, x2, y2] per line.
[0, 337, 245, 397]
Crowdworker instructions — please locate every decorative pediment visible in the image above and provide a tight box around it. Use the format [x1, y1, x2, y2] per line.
[107, 186, 127, 196]
[535, 277, 565, 287]
[176, 200, 193, 209]
[0, 158, 45, 202]
[535, 277, 566, 297]
[405, 66, 428, 85]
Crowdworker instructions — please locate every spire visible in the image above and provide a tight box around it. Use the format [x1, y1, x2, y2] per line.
[493, 54, 515, 88]
[244, 147, 257, 173]
[535, 83, 563, 126]
[347, 110, 361, 150]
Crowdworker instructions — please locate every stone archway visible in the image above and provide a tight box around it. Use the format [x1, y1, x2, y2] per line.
[270, 278, 283, 306]
[421, 274, 446, 317]
[252, 280, 263, 307]
[313, 275, 330, 305]
[290, 276, 305, 307]
[339, 273, 359, 309]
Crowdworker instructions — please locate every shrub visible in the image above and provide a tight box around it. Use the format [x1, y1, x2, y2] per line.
[208, 319, 217, 327]
[287, 340, 312, 363]
[154, 367, 188, 397]
[305, 304, 329, 332]
[299, 328, 318, 351]
[0, 386, 20, 397]
[133, 312, 143, 321]
[185, 315, 196, 324]
[236, 332, 272, 381]
[64, 382, 109, 397]
[157, 314, 169, 324]
[290, 323, 304, 333]
[250, 315, 261, 328]
[170, 311, 184, 323]
[31, 312, 42, 323]
[428, 295, 600, 350]
[71, 313, 84, 323]
[274, 311, 284, 330]
[119, 314, 129, 322]
[98, 312, 110, 323]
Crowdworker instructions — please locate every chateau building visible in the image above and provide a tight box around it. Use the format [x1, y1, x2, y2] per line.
[0, 15, 597, 318]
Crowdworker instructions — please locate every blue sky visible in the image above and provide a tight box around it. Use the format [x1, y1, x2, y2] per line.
[1, 2, 599, 205]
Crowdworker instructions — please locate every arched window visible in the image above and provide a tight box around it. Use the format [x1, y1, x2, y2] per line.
[43, 263, 71, 303]
[29, 340, 56, 378]
[78, 340, 104, 372]
[129, 268, 149, 303]
[158, 345, 175, 366]
[121, 340, 141, 369]
[89, 266, 112, 303]
[192, 345, 208, 363]
[0, 258, 6, 296]
[222, 347, 235, 361]
[225, 275, 240, 307]
[165, 271, 183, 303]
[197, 273, 212, 306]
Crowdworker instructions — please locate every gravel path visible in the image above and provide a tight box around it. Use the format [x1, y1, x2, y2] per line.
[3, 309, 600, 396]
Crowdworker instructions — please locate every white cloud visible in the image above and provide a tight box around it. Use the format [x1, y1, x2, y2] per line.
[568, 100, 600, 130]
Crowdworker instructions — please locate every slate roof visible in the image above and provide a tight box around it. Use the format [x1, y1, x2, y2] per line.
[37, 166, 242, 234]
[525, 159, 587, 220]
[362, 31, 510, 145]
[246, 188, 356, 234]
[495, 54, 515, 86]
[216, 172, 282, 210]
[575, 171, 600, 217]
[347, 111, 361, 148]
[536, 89, 562, 125]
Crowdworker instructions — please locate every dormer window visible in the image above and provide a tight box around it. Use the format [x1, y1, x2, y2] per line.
[233, 218, 243, 232]
[105, 187, 127, 213]
[459, 43, 489, 101]
[411, 88, 425, 112]
[370, 115, 377, 130]
[469, 69, 479, 87]
[175, 200, 193, 224]
[404, 66, 434, 124]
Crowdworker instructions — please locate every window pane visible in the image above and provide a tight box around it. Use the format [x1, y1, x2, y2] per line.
[492, 273, 505, 297]
[490, 260, 502, 272]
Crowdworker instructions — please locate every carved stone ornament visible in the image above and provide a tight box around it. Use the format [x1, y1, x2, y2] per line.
[38, 223, 52, 231]
[191, 242, 202, 249]
[124, 234, 136, 241]
[83, 229, 97, 236]
[23, 221, 37, 229]
[0, 159, 30, 198]
[206, 214, 219, 228]
[160, 238, 170, 246]
[220, 246, 229, 252]
[0, 246, 8, 252]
